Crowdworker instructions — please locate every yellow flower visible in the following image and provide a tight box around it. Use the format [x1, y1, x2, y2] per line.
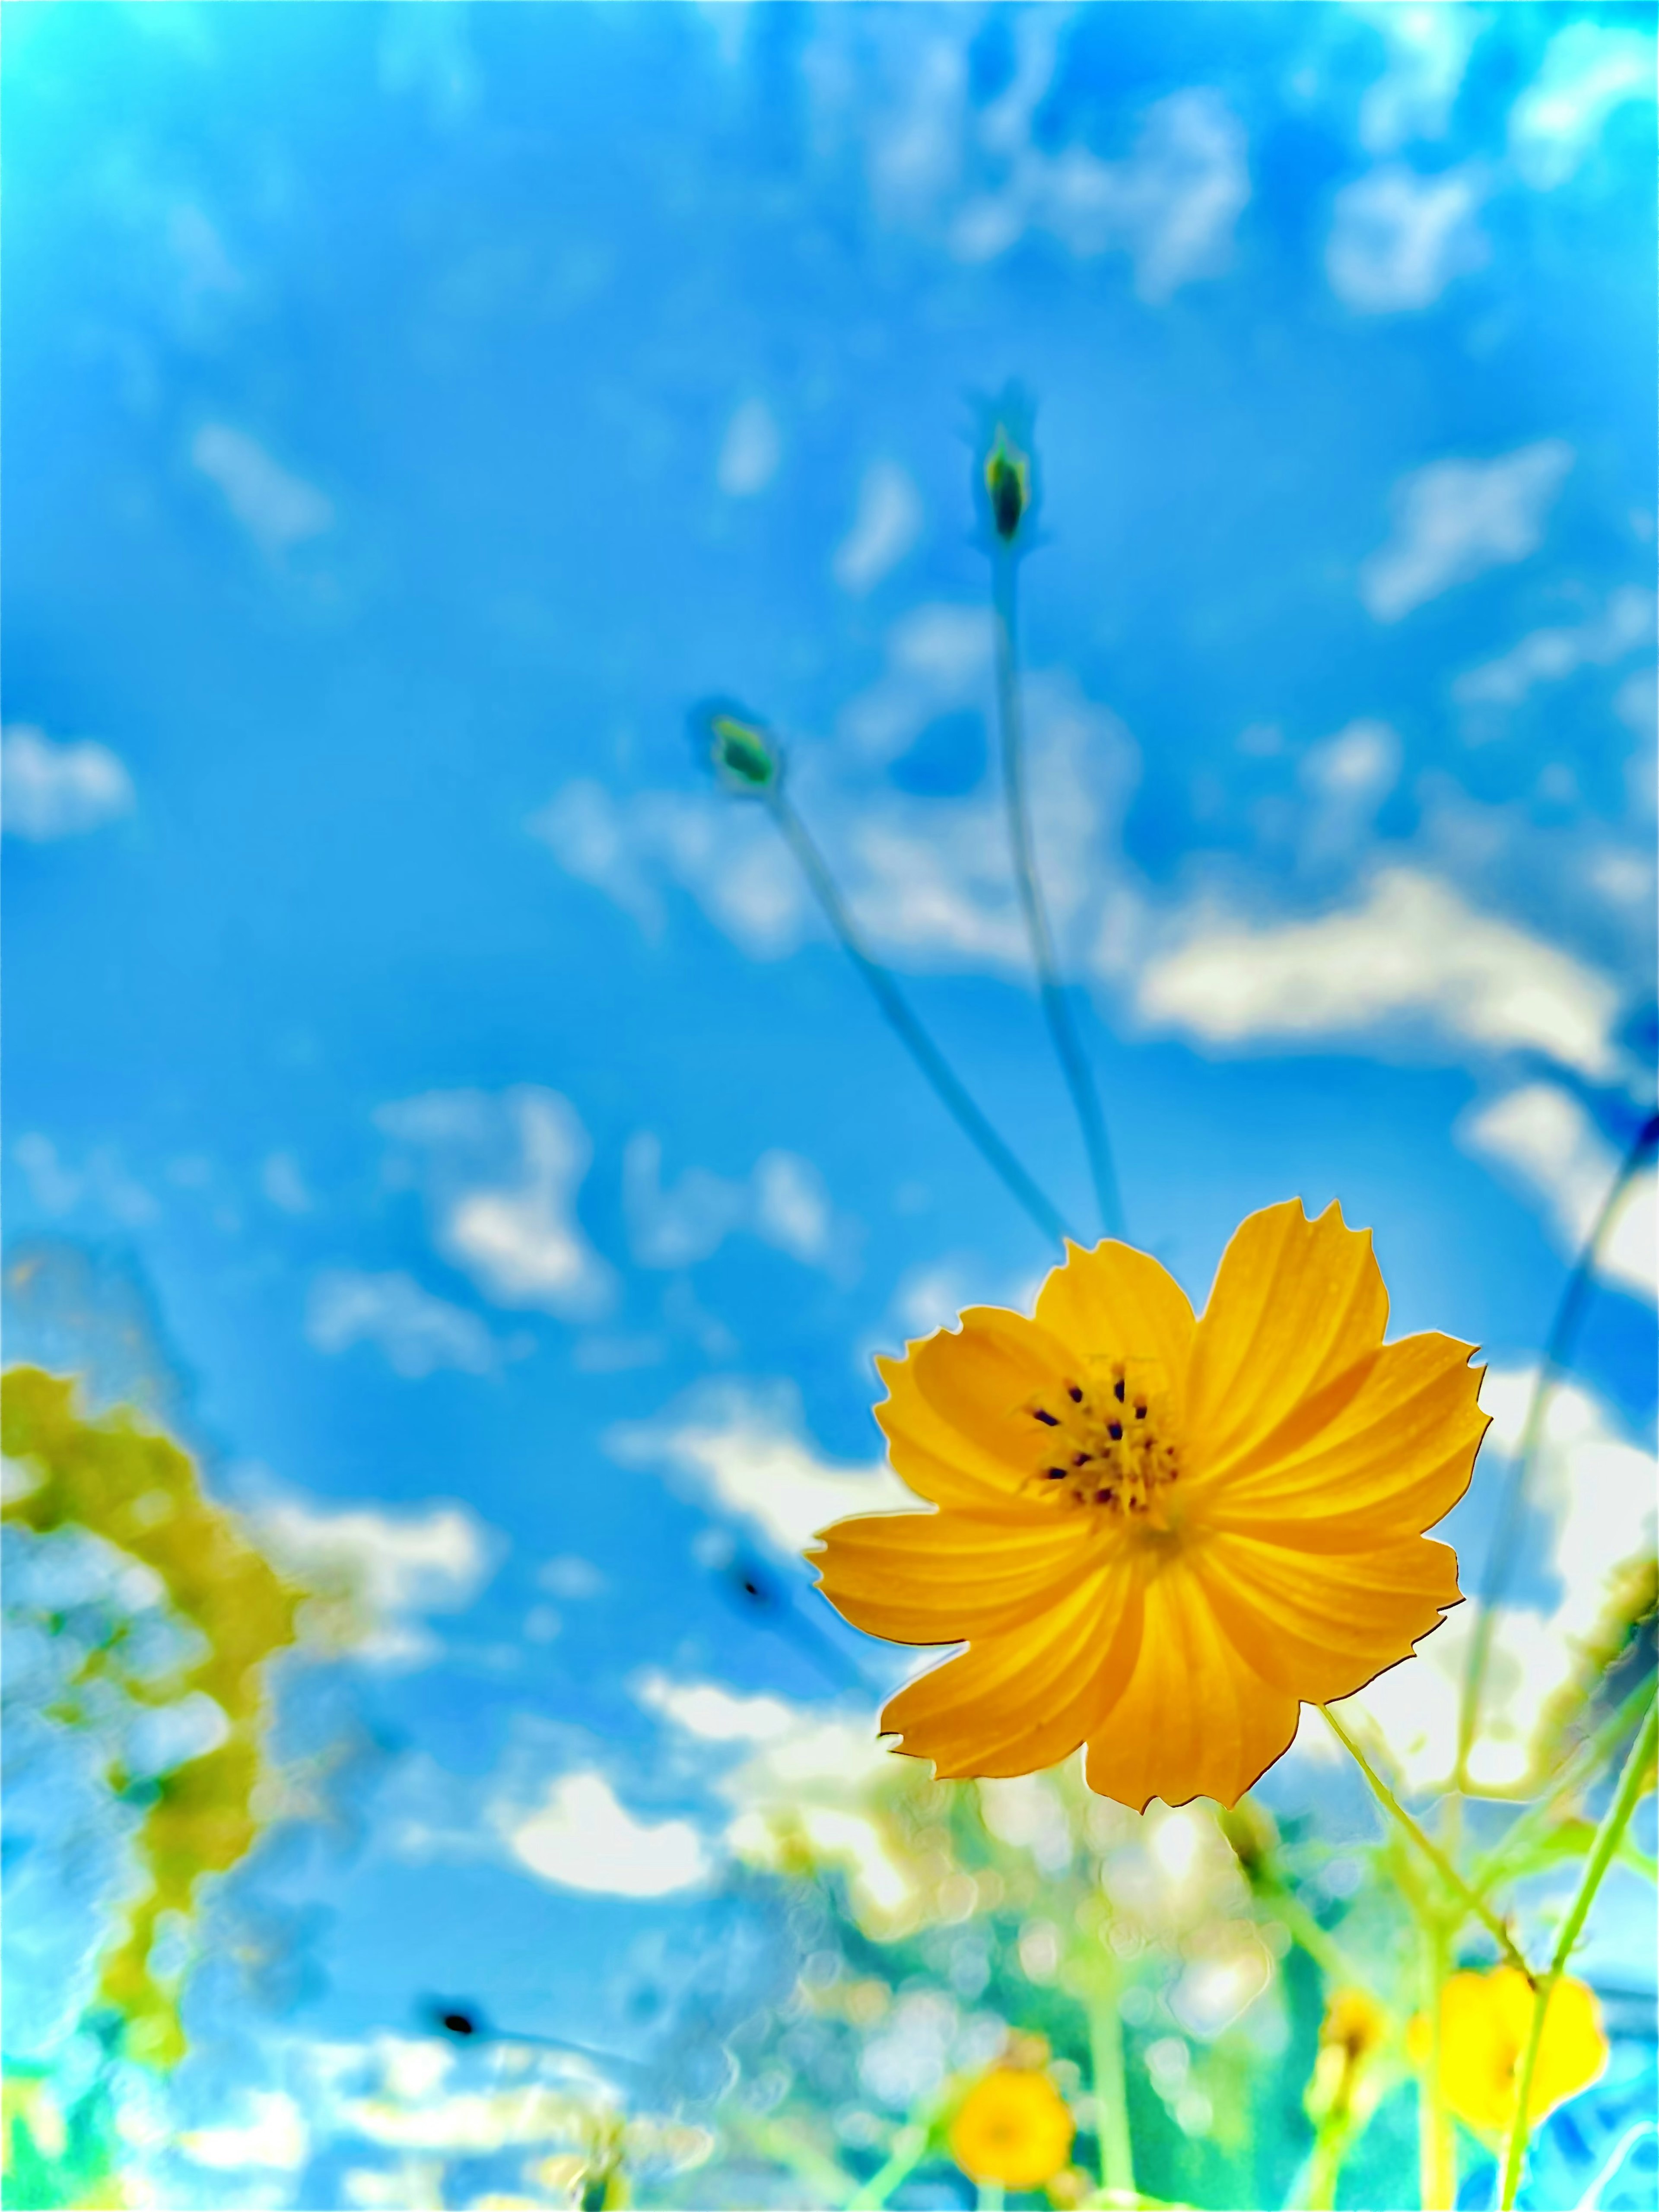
[949, 2067, 1075, 2190]
[811, 1200, 1486, 1810]
[1307, 1988, 1391, 2123]
[1414, 1969, 1608, 2136]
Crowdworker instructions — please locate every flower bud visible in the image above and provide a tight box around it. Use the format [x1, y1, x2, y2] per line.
[984, 426, 1030, 543]
[703, 706, 782, 795]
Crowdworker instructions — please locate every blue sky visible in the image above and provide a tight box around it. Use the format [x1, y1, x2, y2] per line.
[3, 1, 1656, 2194]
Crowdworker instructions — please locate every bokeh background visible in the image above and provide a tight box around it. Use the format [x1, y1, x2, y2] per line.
[3, 4, 1655, 2208]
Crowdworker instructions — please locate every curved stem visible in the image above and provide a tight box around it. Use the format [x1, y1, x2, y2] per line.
[990, 552, 1125, 1242]
[849, 2118, 930, 2210]
[768, 790, 1071, 1248]
[1471, 1671, 1657, 1900]
[1498, 1692, 1658, 2211]
[1321, 1706, 1533, 1980]
[1457, 1113, 1659, 1788]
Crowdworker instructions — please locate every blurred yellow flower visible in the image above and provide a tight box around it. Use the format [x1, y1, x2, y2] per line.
[1413, 1968, 1608, 2135]
[948, 2066, 1075, 2190]
[1308, 1987, 1390, 2123]
[812, 1200, 1487, 1810]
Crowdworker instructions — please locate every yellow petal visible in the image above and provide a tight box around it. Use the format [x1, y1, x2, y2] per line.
[1194, 1331, 1487, 1545]
[1082, 1555, 1300, 1810]
[1194, 1530, 1461, 1701]
[1433, 1970, 1608, 2135]
[875, 1307, 1077, 1508]
[880, 1557, 1143, 1779]
[1186, 1201, 1389, 1476]
[1033, 1238, 1197, 1385]
[811, 1506, 1104, 1645]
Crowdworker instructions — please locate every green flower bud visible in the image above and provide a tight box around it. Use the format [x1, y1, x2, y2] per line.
[709, 711, 781, 795]
[984, 426, 1030, 543]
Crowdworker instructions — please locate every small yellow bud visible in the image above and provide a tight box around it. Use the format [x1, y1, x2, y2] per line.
[984, 426, 1030, 543]
[708, 710, 781, 795]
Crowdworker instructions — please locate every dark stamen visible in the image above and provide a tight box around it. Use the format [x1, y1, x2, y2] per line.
[1073, 1453, 1090, 1467]
[1135, 1405, 1147, 1420]
[1068, 1384, 1084, 1403]
[1046, 1466, 1068, 1480]
[1113, 1379, 1125, 1403]
[1108, 1421, 1123, 1441]
[1034, 1409, 1059, 1426]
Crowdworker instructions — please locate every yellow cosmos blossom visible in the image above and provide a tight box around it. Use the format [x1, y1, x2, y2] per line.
[1413, 1969, 1608, 2136]
[811, 1200, 1487, 1810]
[949, 2066, 1075, 2190]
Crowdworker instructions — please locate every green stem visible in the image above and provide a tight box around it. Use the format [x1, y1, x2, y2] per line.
[768, 790, 1071, 1248]
[1419, 1912, 1457, 2212]
[1457, 1114, 1658, 1789]
[1321, 1707, 1534, 1980]
[1472, 1671, 1658, 1899]
[848, 2119, 931, 2211]
[977, 2185, 1005, 2212]
[1303, 2114, 1356, 2212]
[990, 550, 1124, 1242]
[1497, 1693, 1658, 2211]
[1261, 1881, 1382, 2005]
[1089, 1994, 1136, 2203]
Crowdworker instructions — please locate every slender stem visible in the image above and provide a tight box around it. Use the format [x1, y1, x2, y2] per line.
[1321, 1707, 1534, 1980]
[1089, 1994, 1135, 2203]
[1419, 1911, 1457, 2212]
[977, 2185, 1004, 2212]
[848, 2119, 931, 2211]
[1304, 2113, 1357, 2212]
[1471, 1671, 1658, 1899]
[1262, 1881, 1382, 2006]
[1498, 1694, 1659, 2211]
[1457, 1113, 1659, 1788]
[990, 551, 1125, 1241]
[768, 790, 1071, 1247]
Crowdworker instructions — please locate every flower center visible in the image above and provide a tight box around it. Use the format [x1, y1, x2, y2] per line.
[1023, 1357, 1181, 1525]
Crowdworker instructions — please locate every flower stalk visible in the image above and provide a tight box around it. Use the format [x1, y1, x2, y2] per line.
[1320, 1706, 1533, 1980]
[1089, 1993, 1136, 2205]
[1497, 1691, 1658, 2210]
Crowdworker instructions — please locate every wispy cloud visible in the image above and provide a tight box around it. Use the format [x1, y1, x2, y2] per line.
[192, 423, 334, 555]
[1355, 2, 1484, 152]
[376, 1087, 616, 1320]
[716, 398, 781, 497]
[305, 1267, 501, 1377]
[833, 461, 923, 594]
[2, 725, 134, 841]
[606, 1379, 910, 1557]
[624, 1135, 844, 1272]
[1508, 19, 1657, 191]
[952, 87, 1250, 302]
[255, 1490, 503, 1665]
[1458, 1083, 1655, 1303]
[1134, 867, 1621, 1077]
[13, 1133, 156, 1225]
[1360, 441, 1573, 622]
[1325, 163, 1487, 313]
[1452, 586, 1654, 720]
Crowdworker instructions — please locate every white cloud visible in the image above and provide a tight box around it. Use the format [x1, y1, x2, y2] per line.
[1297, 718, 1401, 864]
[504, 1770, 709, 1896]
[840, 602, 992, 762]
[538, 1554, 605, 1600]
[1356, 2, 1484, 152]
[1341, 1369, 1656, 1791]
[1509, 20, 1657, 190]
[1453, 586, 1655, 715]
[261, 1149, 315, 1214]
[635, 1671, 798, 1743]
[624, 1135, 838, 1271]
[529, 782, 806, 958]
[606, 1380, 911, 1557]
[376, 1087, 616, 1320]
[1361, 441, 1574, 622]
[256, 1492, 502, 1665]
[1459, 1083, 1655, 1304]
[1325, 163, 1487, 313]
[952, 87, 1249, 302]
[305, 1268, 499, 1378]
[182, 2092, 308, 2173]
[1135, 867, 1620, 1077]
[192, 423, 333, 554]
[834, 461, 924, 594]
[13, 1133, 156, 1225]
[2, 726, 134, 841]
[717, 398, 781, 497]
[1615, 665, 1657, 741]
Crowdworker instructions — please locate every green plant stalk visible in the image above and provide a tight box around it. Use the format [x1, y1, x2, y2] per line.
[1497, 1692, 1659, 2212]
[767, 790, 1071, 1248]
[1303, 2112, 1357, 2212]
[1419, 1910, 1457, 2212]
[1260, 1879, 1382, 2006]
[848, 2118, 931, 2211]
[1321, 1707, 1533, 1980]
[1457, 1117, 1657, 1788]
[1090, 1994, 1136, 2203]
[977, 2185, 1005, 2212]
[1472, 1670, 1658, 1899]
[990, 550, 1125, 1242]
